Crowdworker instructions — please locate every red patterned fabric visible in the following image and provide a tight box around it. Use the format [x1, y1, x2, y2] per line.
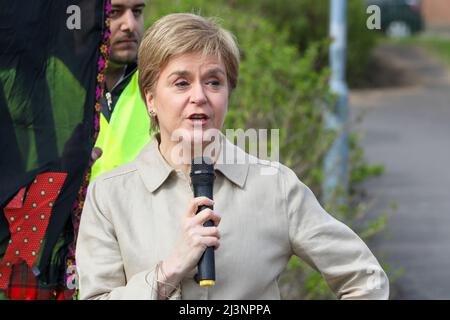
[0, 172, 67, 291]
[5, 260, 70, 300]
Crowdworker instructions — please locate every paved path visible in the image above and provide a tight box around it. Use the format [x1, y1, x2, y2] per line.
[350, 44, 450, 299]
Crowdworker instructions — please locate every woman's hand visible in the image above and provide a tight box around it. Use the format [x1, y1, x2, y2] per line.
[161, 196, 221, 286]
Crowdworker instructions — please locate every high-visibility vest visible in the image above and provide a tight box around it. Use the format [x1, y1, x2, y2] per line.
[90, 71, 151, 181]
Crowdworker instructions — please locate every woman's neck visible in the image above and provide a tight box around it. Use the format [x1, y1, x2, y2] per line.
[158, 138, 191, 178]
[158, 133, 222, 179]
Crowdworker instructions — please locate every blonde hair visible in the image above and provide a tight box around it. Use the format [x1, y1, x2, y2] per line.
[138, 13, 240, 129]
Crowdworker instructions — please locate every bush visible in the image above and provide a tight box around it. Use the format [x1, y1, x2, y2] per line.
[228, 0, 380, 87]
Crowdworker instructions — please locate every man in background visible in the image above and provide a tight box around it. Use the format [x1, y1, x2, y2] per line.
[91, 0, 152, 180]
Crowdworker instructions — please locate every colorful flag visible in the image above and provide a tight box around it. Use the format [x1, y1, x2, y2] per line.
[0, 0, 110, 299]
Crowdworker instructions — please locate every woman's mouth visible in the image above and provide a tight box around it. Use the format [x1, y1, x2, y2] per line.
[188, 114, 210, 126]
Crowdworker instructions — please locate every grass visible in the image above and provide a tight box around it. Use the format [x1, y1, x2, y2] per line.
[383, 34, 450, 67]
[418, 37, 450, 66]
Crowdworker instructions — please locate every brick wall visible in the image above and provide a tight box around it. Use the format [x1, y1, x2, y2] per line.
[421, 0, 450, 28]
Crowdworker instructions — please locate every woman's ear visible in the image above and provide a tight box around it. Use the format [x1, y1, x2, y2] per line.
[144, 88, 159, 131]
[144, 88, 154, 114]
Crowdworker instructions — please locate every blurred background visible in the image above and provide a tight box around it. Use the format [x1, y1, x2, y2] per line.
[143, 0, 450, 299]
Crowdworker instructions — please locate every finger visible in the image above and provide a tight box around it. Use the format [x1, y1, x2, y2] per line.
[210, 213, 221, 227]
[186, 197, 215, 217]
[91, 147, 103, 161]
[200, 236, 220, 249]
[197, 226, 221, 239]
[193, 208, 221, 226]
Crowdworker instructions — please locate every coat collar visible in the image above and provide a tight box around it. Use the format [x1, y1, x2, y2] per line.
[135, 133, 250, 193]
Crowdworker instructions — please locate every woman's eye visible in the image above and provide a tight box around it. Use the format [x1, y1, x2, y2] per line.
[175, 81, 189, 88]
[207, 80, 221, 87]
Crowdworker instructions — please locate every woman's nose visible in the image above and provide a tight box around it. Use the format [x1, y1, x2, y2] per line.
[190, 82, 207, 105]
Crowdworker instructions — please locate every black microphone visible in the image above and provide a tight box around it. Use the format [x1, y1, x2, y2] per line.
[190, 157, 216, 286]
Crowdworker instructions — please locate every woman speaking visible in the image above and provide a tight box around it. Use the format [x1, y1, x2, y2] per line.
[76, 13, 389, 300]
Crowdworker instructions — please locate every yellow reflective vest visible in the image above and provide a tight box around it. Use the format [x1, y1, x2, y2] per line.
[90, 71, 151, 181]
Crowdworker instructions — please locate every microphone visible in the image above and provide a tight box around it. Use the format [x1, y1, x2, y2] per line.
[190, 157, 216, 287]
